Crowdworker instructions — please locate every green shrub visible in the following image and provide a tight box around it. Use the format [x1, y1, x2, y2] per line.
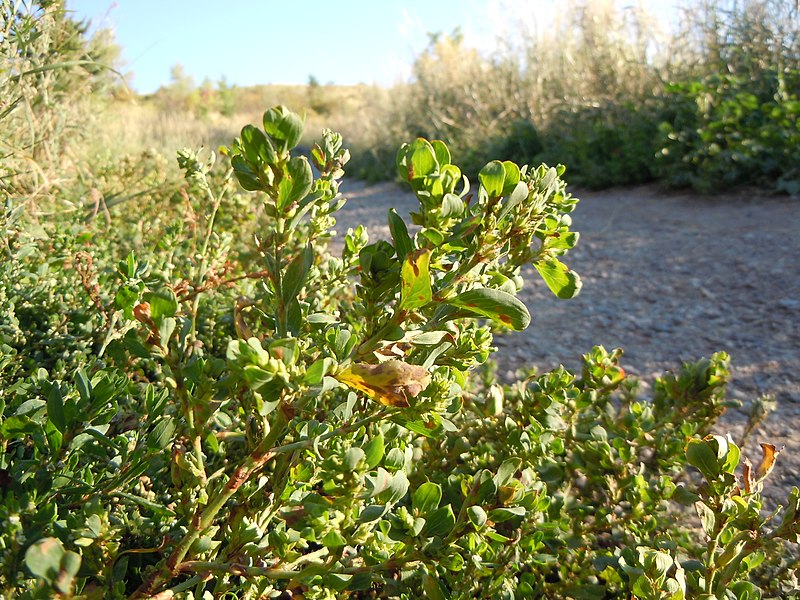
[1, 106, 798, 599]
[533, 102, 660, 189]
[657, 69, 800, 193]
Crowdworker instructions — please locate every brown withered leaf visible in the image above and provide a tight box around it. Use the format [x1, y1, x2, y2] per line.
[335, 360, 431, 408]
[743, 458, 753, 495]
[755, 442, 782, 481]
[234, 296, 255, 340]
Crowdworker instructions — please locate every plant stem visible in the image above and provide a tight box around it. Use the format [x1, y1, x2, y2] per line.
[703, 502, 726, 595]
[141, 573, 209, 600]
[130, 406, 393, 598]
[274, 215, 287, 337]
[130, 408, 290, 599]
[187, 177, 222, 351]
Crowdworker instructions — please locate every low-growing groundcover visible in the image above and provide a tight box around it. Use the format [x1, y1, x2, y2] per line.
[1, 106, 799, 599]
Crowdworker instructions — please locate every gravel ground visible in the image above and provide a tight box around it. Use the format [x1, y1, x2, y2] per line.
[335, 179, 800, 502]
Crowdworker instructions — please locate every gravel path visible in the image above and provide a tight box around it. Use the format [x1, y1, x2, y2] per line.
[336, 180, 800, 501]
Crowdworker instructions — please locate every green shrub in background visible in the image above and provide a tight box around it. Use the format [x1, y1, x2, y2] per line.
[1, 105, 798, 599]
[657, 69, 800, 194]
[346, 1, 800, 193]
[532, 102, 661, 189]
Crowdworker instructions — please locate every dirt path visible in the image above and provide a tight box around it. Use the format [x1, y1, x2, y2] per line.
[336, 180, 800, 501]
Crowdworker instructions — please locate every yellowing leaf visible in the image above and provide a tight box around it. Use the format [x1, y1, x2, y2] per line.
[336, 360, 431, 408]
[399, 249, 432, 310]
[447, 288, 531, 331]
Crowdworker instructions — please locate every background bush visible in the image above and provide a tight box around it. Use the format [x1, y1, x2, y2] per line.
[341, 0, 800, 192]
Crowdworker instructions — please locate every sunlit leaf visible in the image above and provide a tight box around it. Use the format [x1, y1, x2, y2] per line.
[534, 257, 582, 299]
[399, 249, 432, 310]
[479, 160, 506, 198]
[447, 288, 531, 330]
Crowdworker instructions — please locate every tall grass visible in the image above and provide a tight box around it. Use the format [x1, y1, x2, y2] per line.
[6, 0, 797, 198]
[343, 0, 800, 191]
[345, 0, 670, 182]
[0, 0, 119, 207]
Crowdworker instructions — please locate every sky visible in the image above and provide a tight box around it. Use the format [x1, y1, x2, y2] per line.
[65, 0, 512, 94]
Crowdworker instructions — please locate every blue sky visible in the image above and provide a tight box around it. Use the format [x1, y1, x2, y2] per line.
[66, 0, 501, 93]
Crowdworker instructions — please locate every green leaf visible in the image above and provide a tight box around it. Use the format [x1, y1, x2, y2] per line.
[321, 529, 347, 549]
[467, 505, 487, 528]
[114, 285, 139, 314]
[410, 331, 452, 346]
[686, 438, 720, 479]
[347, 571, 374, 591]
[365, 468, 392, 497]
[722, 438, 741, 474]
[501, 161, 521, 195]
[447, 288, 531, 330]
[45, 419, 63, 453]
[479, 160, 506, 198]
[488, 505, 526, 523]
[277, 156, 313, 209]
[412, 482, 442, 514]
[147, 417, 176, 450]
[240, 124, 276, 164]
[422, 573, 449, 600]
[1, 415, 40, 439]
[388, 208, 414, 259]
[497, 181, 529, 221]
[358, 504, 388, 523]
[47, 383, 66, 434]
[344, 448, 366, 471]
[534, 258, 582, 299]
[144, 288, 179, 319]
[158, 317, 176, 349]
[362, 434, 385, 469]
[695, 500, 716, 537]
[419, 228, 444, 246]
[431, 139, 451, 167]
[424, 505, 456, 537]
[15, 399, 46, 416]
[263, 106, 304, 150]
[391, 414, 443, 438]
[384, 448, 405, 470]
[401, 138, 438, 181]
[441, 551, 465, 572]
[382, 471, 409, 503]
[399, 249, 432, 311]
[75, 369, 91, 404]
[671, 485, 701, 506]
[25, 537, 65, 583]
[55, 550, 81, 594]
[440, 193, 464, 218]
[493, 458, 521, 487]
[231, 155, 262, 191]
[282, 244, 313, 304]
[411, 139, 438, 180]
[645, 550, 673, 578]
[304, 357, 334, 385]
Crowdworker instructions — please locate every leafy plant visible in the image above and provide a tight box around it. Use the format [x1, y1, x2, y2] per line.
[2, 104, 798, 599]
